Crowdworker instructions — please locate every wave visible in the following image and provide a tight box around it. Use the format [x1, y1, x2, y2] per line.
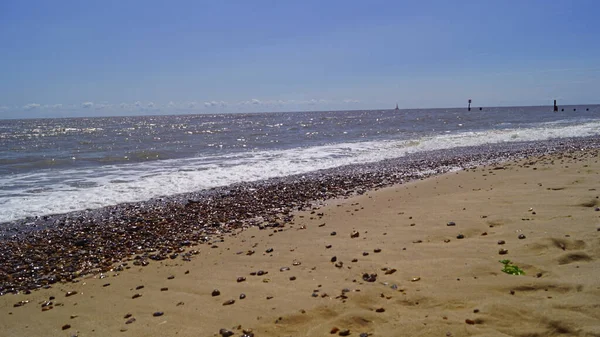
[1, 120, 599, 222]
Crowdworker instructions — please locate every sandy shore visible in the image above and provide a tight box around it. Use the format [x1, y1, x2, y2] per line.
[2, 148, 600, 337]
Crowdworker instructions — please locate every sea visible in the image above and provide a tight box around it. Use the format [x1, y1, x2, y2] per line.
[1, 105, 599, 224]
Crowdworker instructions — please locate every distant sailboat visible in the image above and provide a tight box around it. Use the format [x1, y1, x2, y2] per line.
[394, 103, 400, 111]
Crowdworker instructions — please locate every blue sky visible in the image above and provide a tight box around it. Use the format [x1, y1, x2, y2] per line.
[1, 0, 599, 118]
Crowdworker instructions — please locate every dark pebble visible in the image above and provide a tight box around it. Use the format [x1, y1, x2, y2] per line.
[518, 234, 526, 239]
[161, 287, 168, 291]
[124, 313, 132, 319]
[362, 252, 369, 256]
[223, 299, 235, 306]
[331, 232, 337, 236]
[326, 245, 332, 249]
[135, 285, 144, 290]
[456, 234, 465, 239]
[465, 319, 475, 325]
[331, 256, 337, 262]
[239, 293, 246, 299]
[153, 311, 164, 317]
[62, 324, 71, 330]
[289, 276, 297, 281]
[499, 249, 508, 255]
[375, 308, 385, 313]
[339, 329, 351, 336]
[132, 294, 142, 299]
[167, 275, 175, 280]
[219, 328, 234, 337]
[65, 291, 77, 297]
[212, 289, 221, 296]
[125, 317, 136, 324]
[498, 240, 506, 245]
[447, 221, 456, 226]
[266, 248, 274, 253]
[237, 277, 246, 282]
[362, 273, 377, 282]
[374, 248, 381, 253]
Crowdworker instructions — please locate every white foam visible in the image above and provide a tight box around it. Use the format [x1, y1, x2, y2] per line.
[1, 120, 599, 222]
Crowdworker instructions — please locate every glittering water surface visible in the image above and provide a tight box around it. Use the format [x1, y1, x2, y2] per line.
[1, 105, 599, 222]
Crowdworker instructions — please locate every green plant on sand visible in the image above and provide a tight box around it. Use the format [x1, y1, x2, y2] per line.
[499, 259, 525, 275]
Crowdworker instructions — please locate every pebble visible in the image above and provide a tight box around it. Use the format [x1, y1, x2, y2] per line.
[289, 276, 297, 281]
[280, 267, 290, 272]
[498, 240, 506, 245]
[223, 299, 235, 306]
[325, 245, 332, 249]
[132, 294, 142, 299]
[456, 234, 465, 239]
[447, 221, 456, 226]
[374, 248, 382, 253]
[351, 230, 360, 238]
[331, 232, 337, 236]
[360, 334, 369, 337]
[161, 287, 168, 291]
[465, 319, 475, 325]
[167, 275, 175, 280]
[266, 248, 274, 253]
[335, 261, 343, 268]
[65, 291, 77, 297]
[62, 324, 71, 330]
[518, 234, 526, 239]
[331, 256, 337, 262]
[362, 252, 369, 256]
[411, 277, 421, 282]
[384, 268, 397, 275]
[212, 289, 221, 296]
[237, 277, 246, 282]
[124, 313, 132, 319]
[125, 318, 136, 324]
[219, 328, 234, 337]
[375, 308, 385, 313]
[362, 273, 377, 282]
[339, 329, 351, 336]
[152, 311, 164, 317]
[239, 293, 246, 299]
[499, 249, 508, 255]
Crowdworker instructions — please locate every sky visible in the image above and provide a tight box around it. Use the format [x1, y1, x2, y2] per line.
[1, 0, 599, 118]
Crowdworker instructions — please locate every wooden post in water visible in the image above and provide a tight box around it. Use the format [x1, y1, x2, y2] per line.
[468, 99, 472, 111]
[553, 100, 558, 112]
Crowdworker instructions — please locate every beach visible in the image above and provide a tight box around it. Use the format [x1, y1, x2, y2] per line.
[1, 145, 599, 337]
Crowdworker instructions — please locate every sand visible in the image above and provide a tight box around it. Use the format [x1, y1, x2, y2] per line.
[1, 149, 600, 337]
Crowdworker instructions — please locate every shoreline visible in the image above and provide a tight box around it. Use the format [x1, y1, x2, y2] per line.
[0, 140, 599, 336]
[2, 136, 600, 295]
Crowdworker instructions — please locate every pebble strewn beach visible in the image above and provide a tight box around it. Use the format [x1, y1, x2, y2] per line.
[1, 137, 599, 295]
[1, 137, 600, 336]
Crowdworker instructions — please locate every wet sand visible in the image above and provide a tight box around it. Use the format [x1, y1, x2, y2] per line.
[2, 148, 600, 337]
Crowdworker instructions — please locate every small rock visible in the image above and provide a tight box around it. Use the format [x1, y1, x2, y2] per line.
[289, 276, 297, 281]
[456, 234, 465, 239]
[237, 276, 246, 282]
[384, 268, 397, 275]
[212, 289, 221, 296]
[132, 294, 142, 299]
[465, 319, 475, 325]
[331, 256, 337, 262]
[239, 293, 246, 299]
[351, 230, 360, 238]
[518, 234, 526, 239]
[223, 299, 235, 306]
[219, 328, 234, 337]
[362, 273, 377, 282]
[152, 311, 164, 317]
[499, 249, 508, 255]
[161, 287, 168, 291]
[339, 329, 351, 336]
[362, 252, 369, 256]
[335, 261, 343, 268]
[65, 291, 77, 297]
[375, 308, 385, 313]
[125, 318, 136, 324]
[374, 248, 381, 253]
[325, 245, 332, 249]
[330, 231, 337, 236]
[62, 324, 71, 330]
[411, 277, 421, 282]
[447, 221, 456, 226]
[330, 327, 340, 334]
[498, 240, 506, 245]
[167, 275, 175, 280]
[266, 248, 274, 253]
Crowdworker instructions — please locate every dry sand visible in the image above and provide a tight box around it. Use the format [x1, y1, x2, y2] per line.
[1, 149, 600, 337]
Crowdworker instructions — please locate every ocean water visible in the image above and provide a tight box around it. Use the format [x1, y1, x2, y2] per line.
[1, 105, 599, 223]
